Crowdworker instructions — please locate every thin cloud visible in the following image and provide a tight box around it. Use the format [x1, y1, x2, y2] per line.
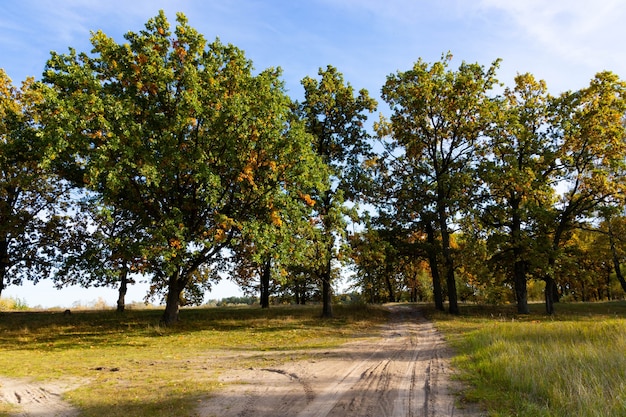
[475, 0, 626, 72]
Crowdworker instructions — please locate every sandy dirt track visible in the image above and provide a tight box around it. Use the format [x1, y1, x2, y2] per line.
[0, 305, 482, 416]
[198, 305, 483, 417]
[0, 377, 81, 417]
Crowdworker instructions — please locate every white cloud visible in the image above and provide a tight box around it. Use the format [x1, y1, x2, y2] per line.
[475, 0, 626, 71]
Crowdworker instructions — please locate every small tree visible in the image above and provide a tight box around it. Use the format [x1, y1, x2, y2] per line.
[229, 188, 323, 309]
[297, 65, 377, 318]
[54, 199, 146, 312]
[0, 70, 71, 297]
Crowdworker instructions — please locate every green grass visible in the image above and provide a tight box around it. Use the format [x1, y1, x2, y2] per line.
[430, 301, 626, 417]
[0, 304, 388, 417]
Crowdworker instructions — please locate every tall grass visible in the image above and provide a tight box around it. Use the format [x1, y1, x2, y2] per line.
[432, 302, 626, 417]
[0, 296, 29, 311]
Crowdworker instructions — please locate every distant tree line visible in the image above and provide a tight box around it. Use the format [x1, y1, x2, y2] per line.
[1, 11, 625, 323]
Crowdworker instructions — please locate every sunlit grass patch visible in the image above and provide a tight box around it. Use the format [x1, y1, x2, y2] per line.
[0, 296, 28, 311]
[431, 301, 626, 417]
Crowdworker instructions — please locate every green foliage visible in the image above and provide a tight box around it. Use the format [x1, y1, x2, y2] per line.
[0, 69, 73, 296]
[348, 223, 433, 303]
[297, 65, 377, 317]
[216, 295, 258, 306]
[40, 11, 324, 323]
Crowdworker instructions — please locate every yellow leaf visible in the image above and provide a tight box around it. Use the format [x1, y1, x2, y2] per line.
[299, 192, 316, 207]
[270, 210, 283, 227]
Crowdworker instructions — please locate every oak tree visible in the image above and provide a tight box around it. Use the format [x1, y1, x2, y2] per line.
[41, 11, 321, 324]
[297, 66, 376, 318]
[0, 70, 71, 297]
[538, 71, 626, 314]
[478, 73, 557, 313]
[378, 54, 500, 314]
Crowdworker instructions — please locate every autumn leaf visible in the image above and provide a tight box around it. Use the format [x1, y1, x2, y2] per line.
[270, 210, 283, 227]
[298, 191, 315, 207]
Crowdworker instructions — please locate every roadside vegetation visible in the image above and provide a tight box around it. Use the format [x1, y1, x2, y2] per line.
[430, 301, 626, 417]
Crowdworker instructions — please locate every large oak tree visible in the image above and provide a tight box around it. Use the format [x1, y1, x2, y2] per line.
[478, 73, 557, 314]
[41, 11, 322, 324]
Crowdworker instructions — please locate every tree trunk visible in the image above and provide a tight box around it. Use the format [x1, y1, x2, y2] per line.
[544, 251, 559, 315]
[385, 271, 395, 303]
[543, 224, 565, 314]
[321, 275, 333, 317]
[614, 265, 626, 295]
[544, 275, 556, 315]
[0, 238, 9, 298]
[608, 221, 626, 294]
[116, 266, 129, 313]
[161, 271, 185, 325]
[321, 267, 333, 318]
[425, 222, 445, 311]
[260, 258, 271, 309]
[437, 209, 459, 315]
[511, 203, 529, 314]
[429, 257, 444, 311]
[410, 275, 418, 302]
[444, 253, 459, 314]
[320, 233, 333, 317]
[513, 259, 529, 314]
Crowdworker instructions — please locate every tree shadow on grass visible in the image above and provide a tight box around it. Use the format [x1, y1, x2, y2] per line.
[0, 304, 389, 352]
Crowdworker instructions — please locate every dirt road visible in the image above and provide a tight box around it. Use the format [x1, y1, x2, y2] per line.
[198, 305, 482, 417]
[0, 377, 81, 417]
[0, 305, 481, 416]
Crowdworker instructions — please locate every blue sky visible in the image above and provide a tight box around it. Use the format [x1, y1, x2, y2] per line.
[2, 0, 626, 307]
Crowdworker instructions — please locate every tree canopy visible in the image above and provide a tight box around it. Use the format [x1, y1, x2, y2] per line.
[0, 70, 72, 298]
[1, 12, 625, 318]
[40, 11, 325, 323]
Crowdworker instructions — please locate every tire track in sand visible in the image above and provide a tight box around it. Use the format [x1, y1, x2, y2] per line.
[198, 304, 483, 417]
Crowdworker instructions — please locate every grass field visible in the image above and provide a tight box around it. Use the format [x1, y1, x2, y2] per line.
[430, 301, 626, 417]
[0, 304, 389, 417]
